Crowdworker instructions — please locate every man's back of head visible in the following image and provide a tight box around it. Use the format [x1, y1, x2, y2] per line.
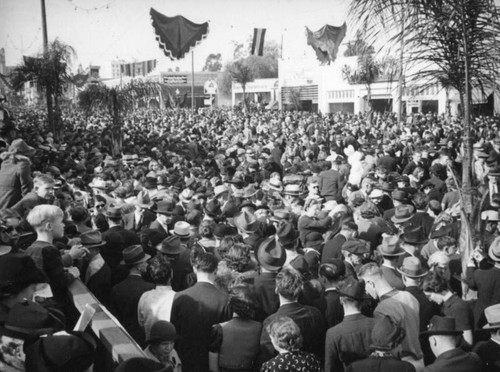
[276, 267, 303, 302]
[194, 252, 218, 275]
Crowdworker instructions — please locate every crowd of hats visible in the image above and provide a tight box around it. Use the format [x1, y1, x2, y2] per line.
[4, 103, 500, 370]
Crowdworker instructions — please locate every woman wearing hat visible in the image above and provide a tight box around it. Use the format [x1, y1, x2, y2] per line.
[346, 316, 415, 372]
[144, 320, 182, 372]
[0, 139, 35, 209]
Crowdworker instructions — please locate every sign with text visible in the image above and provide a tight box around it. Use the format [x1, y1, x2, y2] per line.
[163, 74, 188, 84]
[204, 80, 218, 95]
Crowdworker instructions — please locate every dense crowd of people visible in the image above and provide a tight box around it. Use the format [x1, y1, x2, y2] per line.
[1, 103, 500, 372]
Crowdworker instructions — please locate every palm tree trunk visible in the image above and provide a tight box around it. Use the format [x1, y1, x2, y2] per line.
[242, 85, 247, 112]
[111, 90, 122, 157]
[45, 88, 55, 138]
[367, 84, 373, 125]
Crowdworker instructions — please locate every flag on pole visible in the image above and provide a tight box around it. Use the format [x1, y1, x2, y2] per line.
[120, 59, 157, 77]
[251, 28, 266, 56]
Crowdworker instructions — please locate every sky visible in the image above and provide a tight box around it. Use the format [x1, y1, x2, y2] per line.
[0, 0, 351, 78]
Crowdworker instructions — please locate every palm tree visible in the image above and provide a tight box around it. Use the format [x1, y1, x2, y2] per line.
[348, 0, 500, 211]
[342, 44, 381, 124]
[10, 39, 76, 139]
[230, 60, 254, 111]
[77, 80, 169, 156]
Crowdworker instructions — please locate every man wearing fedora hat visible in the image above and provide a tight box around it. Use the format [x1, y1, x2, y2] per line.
[253, 236, 285, 320]
[131, 190, 156, 233]
[149, 200, 176, 236]
[421, 316, 481, 372]
[347, 315, 416, 372]
[466, 236, 500, 330]
[399, 257, 435, 331]
[378, 234, 406, 291]
[101, 206, 140, 271]
[111, 244, 154, 347]
[156, 235, 192, 292]
[78, 230, 111, 306]
[473, 303, 500, 372]
[325, 277, 376, 372]
[359, 263, 423, 370]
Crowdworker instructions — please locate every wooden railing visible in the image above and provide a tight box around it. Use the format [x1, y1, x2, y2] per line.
[68, 278, 147, 363]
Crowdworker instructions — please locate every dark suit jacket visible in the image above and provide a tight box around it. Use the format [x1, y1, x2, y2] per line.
[0, 156, 32, 209]
[322, 234, 346, 263]
[164, 247, 193, 292]
[319, 169, 344, 201]
[101, 225, 140, 270]
[252, 272, 279, 321]
[380, 265, 405, 290]
[347, 356, 416, 372]
[325, 313, 376, 372]
[409, 212, 434, 238]
[85, 262, 112, 307]
[133, 209, 157, 232]
[405, 286, 437, 332]
[148, 220, 168, 236]
[259, 302, 326, 367]
[466, 266, 500, 328]
[111, 274, 155, 347]
[377, 155, 398, 172]
[171, 281, 231, 372]
[473, 339, 500, 372]
[313, 288, 344, 328]
[422, 348, 481, 372]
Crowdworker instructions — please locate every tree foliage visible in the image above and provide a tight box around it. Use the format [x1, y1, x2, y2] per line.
[229, 60, 254, 110]
[203, 53, 222, 72]
[348, 0, 500, 211]
[10, 39, 76, 138]
[344, 31, 375, 57]
[219, 39, 280, 97]
[10, 39, 76, 95]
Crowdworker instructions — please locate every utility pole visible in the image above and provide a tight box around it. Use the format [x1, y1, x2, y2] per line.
[460, 0, 472, 213]
[40, 0, 56, 138]
[191, 51, 195, 111]
[397, 7, 405, 125]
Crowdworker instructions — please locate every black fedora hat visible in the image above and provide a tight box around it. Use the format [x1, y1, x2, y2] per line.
[256, 236, 286, 271]
[337, 276, 370, 301]
[121, 245, 151, 266]
[1, 300, 65, 340]
[157, 236, 184, 255]
[204, 199, 222, 217]
[421, 315, 462, 336]
[80, 230, 106, 249]
[156, 200, 176, 216]
[24, 331, 97, 372]
[401, 226, 429, 245]
[0, 253, 44, 291]
[276, 222, 299, 246]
